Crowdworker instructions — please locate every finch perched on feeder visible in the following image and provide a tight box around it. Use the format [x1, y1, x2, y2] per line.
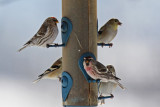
[97, 18, 122, 47]
[33, 57, 62, 83]
[18, 17, 59, 52]
[83, 57, 124, 89]
[98, 65, 118, 105]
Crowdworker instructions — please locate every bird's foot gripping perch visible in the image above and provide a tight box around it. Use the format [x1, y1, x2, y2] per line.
[97, 43, 113, 48]
[46, 43, 65, 48]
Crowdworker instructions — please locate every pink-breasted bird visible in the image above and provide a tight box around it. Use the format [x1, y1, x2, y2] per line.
[83, 57, 124, 89]
[18, 17, 59, 52]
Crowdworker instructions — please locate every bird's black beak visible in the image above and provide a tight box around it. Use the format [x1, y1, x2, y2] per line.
[86, 63, 89, 66]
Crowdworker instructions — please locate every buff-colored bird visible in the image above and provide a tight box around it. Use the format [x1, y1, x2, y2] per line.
[33, 57, 62, 83]
[98, 18, 122, 47]
[98, 65, 117, 105]
[18, 17, 59, 52]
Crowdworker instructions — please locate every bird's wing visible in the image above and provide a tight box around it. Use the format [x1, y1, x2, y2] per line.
[52, 57, 62, 66]
[38, 65, 60, 77]
[98, 24, 106, 35]
[38, 69, 52, 77]
[95, 61, 107, 73]
[36, 23, 48, 37]
[38, 57, 62, 77]
[23, 23, 49, 46]
[33, 67, 57, 84]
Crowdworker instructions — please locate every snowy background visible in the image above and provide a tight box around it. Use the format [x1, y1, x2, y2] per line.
[0, 0, 160, 107]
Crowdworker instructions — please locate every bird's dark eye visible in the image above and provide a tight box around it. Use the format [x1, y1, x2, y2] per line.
[115, 19, 118, 22]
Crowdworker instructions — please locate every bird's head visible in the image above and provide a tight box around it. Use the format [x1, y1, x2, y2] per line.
[47, 17, 59, 24]
[108, 18, 122, 30]
[109, 18, 122, 25]
[51, 17, 59, 23]
[107, 65, 115, 73]
[83, 56, 93, 66]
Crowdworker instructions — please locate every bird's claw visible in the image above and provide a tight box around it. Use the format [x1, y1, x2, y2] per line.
[46, 44, 50, 48]
[101, 43, 105, 48]
[54, 43, 59, 46]
[110, 94, 114, 99]
[109, 43, 113, 48]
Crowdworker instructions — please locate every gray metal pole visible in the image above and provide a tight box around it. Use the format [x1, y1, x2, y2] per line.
[62, 0, 98, 106]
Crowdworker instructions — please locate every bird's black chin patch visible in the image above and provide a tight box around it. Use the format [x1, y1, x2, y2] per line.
[86, 63, 89, 66]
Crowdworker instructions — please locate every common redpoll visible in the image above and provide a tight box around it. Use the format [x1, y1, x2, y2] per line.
[97, 18, 122, 47]
[18, 17, 59, 52]
[83, 57, 124, 89]
[98, 65, 117, 105]
[33, 57, 62, 83]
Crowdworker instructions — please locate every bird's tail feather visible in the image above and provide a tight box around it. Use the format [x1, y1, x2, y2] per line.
[32, 72, 45, 84]
[33, 75, 43, 83]
[117, 81, 125, 89]
[32, 77, 41, 84]
[18, 44, 29, 52]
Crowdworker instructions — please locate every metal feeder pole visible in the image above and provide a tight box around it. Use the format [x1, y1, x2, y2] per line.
[62, 0, 98, 107]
